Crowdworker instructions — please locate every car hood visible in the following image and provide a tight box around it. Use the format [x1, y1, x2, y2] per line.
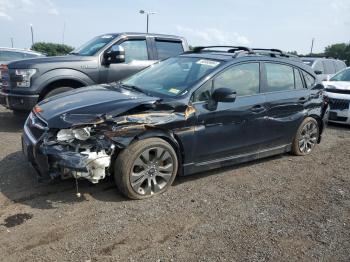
[36, 84, 159, 128]
[323, 81, 350, 90]
[7, 55, 91, 69]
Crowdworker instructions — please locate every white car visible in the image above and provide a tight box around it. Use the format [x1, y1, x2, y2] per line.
[323, 67, 350, 124]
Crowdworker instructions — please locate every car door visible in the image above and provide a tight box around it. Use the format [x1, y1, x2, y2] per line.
[261, 62, 309, 148]
[191, 62, 267, 163]
[99, 37, 157, 83]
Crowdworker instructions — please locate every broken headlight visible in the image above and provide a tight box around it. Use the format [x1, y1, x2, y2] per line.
[56, 127, 91, 142]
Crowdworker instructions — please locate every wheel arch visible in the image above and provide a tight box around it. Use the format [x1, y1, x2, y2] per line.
[111, 128, 185, 176]
[38, 78, 86, 100]
[308, 114, 324, 142]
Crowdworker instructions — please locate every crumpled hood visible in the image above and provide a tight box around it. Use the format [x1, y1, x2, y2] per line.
[323, 81, 350, 90]
[36, 84, 158, 128]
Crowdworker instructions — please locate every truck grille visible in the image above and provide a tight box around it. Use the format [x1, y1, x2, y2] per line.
[25, 112, 48, 142]
[329, 98, 350, 111]
[326, 89, 350, 95]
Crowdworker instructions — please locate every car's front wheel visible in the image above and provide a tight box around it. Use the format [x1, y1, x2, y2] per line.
[114, 138, 178, 199]
[291, 117, 319, 156]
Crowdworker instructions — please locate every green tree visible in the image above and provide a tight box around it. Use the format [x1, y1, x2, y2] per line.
[324, 43, 350, 65]
[31, 42, 74, 56]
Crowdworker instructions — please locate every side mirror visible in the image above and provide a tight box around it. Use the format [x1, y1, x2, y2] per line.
[212, 88, 236, 103]
[314, 70, 323, 75]
[103, 45, 125, 64]
[312, 83, 324, 90]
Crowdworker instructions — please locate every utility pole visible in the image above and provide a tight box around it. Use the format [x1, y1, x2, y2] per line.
[139, 10, 156, 33]
[30, 24, 34, 47]
[10, 37, 14, 48]
[310, 38, 314, 55]
[62, 21, 66, 45]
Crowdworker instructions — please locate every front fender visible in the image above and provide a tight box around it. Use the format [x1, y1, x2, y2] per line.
[36, 69, 96, 93]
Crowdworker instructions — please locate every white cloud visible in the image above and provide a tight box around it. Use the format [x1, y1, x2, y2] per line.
[176, 25, 251, 46]
[0, 0, 59, 21]
[0, 0, 13, 20]
[45, 0, 59, 15]
[0, 11, 12, 20]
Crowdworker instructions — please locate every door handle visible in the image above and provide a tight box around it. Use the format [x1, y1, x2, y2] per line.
[251, 104, 265, 113]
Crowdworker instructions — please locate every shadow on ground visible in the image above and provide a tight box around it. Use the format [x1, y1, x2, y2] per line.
[0, 151, 127, 210]
[0, 111, 27, 132]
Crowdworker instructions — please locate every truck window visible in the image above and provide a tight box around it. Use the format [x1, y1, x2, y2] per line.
[322, 60, 336, 74]
[313, 61, 324, 73]
[120, 40, 148, 63]
[155, 40, 184, 60]
[0, 51, 24, 61]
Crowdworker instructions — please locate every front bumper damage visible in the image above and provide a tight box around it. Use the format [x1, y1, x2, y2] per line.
[22, 111, 115, 183]
[22, 104, 195, 183]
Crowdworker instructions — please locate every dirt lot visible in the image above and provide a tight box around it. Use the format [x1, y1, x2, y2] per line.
[0, 106, 349, 262]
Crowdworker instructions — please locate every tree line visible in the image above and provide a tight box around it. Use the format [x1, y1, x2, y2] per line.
[32, 42, 349, 65]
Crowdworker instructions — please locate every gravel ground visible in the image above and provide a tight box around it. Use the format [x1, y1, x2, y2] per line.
[0, 106, 349, 262]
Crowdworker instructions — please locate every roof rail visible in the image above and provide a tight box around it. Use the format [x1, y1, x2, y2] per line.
[192, 46, 254, 54]
[252, 48, 296, 57]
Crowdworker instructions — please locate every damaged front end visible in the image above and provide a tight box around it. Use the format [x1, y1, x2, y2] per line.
[22, 102, 194, 184]
[23, 112, 116, 183]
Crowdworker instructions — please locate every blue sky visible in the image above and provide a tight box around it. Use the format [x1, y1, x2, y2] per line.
[0, 0, 349, 54]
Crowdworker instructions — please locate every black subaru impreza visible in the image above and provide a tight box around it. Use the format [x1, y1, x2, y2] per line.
[22, 46, 329, 199]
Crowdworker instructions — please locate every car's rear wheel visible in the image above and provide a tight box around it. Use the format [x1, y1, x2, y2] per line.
[292, 117, 319, 156]
[44, 87, 74, 99]
[114, 138, 178, 199]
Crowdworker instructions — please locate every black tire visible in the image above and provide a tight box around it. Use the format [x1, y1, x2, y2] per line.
[44, 87, 74, 99]
[291, 117, 319, 156]
[114, 138, 178, 200]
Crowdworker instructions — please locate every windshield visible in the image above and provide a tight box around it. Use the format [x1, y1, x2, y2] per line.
[330, 68, 350, 81]
[121, 57, 222, 97]
[72, 34, 117, 56]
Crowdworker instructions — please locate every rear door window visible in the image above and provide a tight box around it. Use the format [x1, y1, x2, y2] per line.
[322, 60, 336, 74]
[294, 68, 304, 89]
[301, 71, 316, 88]
[155, 40, 184, 60]
[265, 63, 295, 92]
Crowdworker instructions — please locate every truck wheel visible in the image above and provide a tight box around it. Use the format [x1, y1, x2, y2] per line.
[44, 87, 74, 99]
[114, 138, 178, 200]
[291, 117, 319, 156]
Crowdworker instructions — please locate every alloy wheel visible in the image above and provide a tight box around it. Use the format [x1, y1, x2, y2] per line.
[130, 146, 175, 196]
[298, 122, 318, 154]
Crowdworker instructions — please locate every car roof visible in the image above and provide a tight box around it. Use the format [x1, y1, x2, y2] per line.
[98, 32, 186, 40]
[0, 47, 44, 56]
[179, 49, 315, 76]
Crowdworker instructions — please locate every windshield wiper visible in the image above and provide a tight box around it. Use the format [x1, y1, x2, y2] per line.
[69, 52, 80, 55]
[120, 83, 149, 95]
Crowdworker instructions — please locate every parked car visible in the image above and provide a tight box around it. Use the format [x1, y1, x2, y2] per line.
[0, 47, 45, 64]
[323, 67, 350, 124]
[301, 57, 346, 81]
[0, 33, 188, 114]
[22, 46, 329, 199]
